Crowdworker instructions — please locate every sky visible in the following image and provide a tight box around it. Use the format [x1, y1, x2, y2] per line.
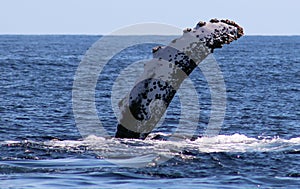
[1, 0, 299, 35]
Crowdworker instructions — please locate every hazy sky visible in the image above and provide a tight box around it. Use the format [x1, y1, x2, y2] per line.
[1, 0, 299, 35]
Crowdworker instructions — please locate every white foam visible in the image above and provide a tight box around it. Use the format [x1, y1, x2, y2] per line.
[2, 134, 299, 158]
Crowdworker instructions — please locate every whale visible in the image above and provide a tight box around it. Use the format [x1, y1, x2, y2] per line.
[115, 19, 244, 139]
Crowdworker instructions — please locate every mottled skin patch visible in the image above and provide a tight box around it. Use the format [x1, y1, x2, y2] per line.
[129, 78, 176, 121]
[115, 19, 244, 139]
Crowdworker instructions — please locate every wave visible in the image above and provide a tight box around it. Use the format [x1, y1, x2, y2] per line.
[1, 134, 299, 169]
[1, 134, 299, 186]
[2, 134, 299, 160]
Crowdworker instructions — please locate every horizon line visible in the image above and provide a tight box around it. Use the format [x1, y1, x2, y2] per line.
[0, 34, 299, 36]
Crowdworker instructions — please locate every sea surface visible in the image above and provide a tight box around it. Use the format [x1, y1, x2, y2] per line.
[0, 35, 299, 188]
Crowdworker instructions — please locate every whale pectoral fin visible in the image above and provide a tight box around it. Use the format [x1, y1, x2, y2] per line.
[115, 19, 244, 139]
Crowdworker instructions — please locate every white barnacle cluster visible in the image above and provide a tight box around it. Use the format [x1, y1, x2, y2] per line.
[153, 19, 243, 65]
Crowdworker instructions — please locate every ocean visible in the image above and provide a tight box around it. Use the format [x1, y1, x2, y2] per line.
[0, 35, 299, 188]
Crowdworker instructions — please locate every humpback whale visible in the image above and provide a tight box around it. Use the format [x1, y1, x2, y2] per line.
[115, 19, 244, 139]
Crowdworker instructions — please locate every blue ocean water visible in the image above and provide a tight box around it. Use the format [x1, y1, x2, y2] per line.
[0, 35, 299, 188]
